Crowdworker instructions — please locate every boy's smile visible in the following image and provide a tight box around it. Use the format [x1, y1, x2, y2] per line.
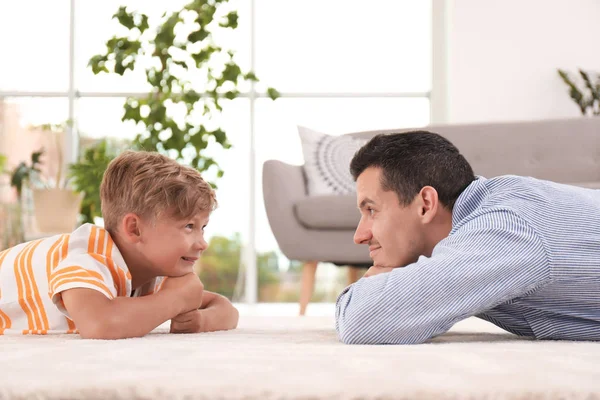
[119, 209, 211, 286]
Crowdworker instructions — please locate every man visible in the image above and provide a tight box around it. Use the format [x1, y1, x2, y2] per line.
[335, 130, 600, 344]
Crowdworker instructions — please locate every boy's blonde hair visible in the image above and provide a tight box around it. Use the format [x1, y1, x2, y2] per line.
[100, 151, 217, 233]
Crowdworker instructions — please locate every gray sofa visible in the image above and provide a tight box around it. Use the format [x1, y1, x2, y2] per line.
[262, 117, 600, 313]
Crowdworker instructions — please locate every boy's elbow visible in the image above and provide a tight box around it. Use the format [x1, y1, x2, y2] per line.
[77, 314, 141, 340]
[78, 320, 116, 339]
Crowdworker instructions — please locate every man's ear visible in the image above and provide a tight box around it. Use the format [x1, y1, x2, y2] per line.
[120, 213, 143, 243]
[417, 186, 439, 224]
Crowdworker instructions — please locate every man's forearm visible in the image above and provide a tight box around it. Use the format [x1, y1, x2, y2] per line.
[200, 294, 239, 332]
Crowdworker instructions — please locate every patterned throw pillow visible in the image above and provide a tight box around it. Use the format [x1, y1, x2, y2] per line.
[298, 126, 369, 196]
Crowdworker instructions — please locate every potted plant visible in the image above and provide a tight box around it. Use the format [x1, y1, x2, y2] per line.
[557, 68, 600, 116]
[89, 0, 279, 180]
[10, 123, 83, 234]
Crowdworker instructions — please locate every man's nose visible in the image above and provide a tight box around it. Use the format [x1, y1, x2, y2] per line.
[353, 219, 372, 245]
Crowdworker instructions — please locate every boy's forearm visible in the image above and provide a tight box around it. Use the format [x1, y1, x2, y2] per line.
[201, 295, 239, 332]
[93, 290, 182, 339]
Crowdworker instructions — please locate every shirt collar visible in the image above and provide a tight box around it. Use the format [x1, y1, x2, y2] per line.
[451, 176, 489, 228]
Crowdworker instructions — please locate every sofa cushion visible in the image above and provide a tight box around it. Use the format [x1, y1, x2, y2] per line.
[294, 182, 600, 231]
[570, 181, 600, 189]
[298, 126, 368, 196]
[294, 195, 359, 229]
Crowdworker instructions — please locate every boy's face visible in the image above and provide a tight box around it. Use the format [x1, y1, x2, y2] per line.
[138, 210, 210, 277]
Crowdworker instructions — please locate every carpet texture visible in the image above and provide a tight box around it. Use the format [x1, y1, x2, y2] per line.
[1, 316, 599, 400]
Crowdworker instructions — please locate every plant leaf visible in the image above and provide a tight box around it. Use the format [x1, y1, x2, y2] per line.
[267, 87, 281, 100]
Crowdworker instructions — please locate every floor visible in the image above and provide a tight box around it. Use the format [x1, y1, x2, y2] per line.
[2, 316, 599, 400]
[235, 302, 336, 317]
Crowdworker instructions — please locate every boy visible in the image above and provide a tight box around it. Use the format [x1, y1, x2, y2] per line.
[0, 151, 239, 339]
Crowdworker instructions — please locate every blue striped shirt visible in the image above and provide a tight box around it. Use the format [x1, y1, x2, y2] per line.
[336, 175, 600, 344]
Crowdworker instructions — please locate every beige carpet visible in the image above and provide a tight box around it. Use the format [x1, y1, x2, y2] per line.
[0, 316, 599, 400]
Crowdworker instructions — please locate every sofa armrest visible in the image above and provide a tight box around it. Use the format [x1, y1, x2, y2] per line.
[262, 160, 371, 264]
[262, 160, 308, 258]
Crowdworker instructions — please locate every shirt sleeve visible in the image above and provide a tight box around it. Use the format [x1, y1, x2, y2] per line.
[335, 210, 552, 345]
[49, 253, 123, 317]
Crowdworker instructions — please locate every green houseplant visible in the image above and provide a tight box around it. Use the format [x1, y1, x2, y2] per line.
[89, 0, 279, 179]
[68, 139, 119, 225]
[9, 149, 43, 201]
[0, 154, 6, 175]
[557, 68, 600, 116]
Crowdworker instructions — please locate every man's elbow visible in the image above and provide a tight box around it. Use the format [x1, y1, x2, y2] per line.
[337, 321, 430, 345]
[336, 308, 430, 345]
[336, 304, 386, 344]
[336, 323, 375, 345]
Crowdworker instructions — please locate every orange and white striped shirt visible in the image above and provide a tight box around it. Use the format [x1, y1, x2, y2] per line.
[0, 223, 164, 335]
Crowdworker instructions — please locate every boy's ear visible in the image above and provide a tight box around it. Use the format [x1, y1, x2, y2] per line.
[121, 213, 143, 243]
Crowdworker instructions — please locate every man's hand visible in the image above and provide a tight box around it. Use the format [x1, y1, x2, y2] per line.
[363, 265, 394, 278]
[161, 273, 204, 314]
[170, 309, 204, 334]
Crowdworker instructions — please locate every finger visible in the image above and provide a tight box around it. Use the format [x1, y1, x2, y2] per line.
[171, 309, 197, 323]
[170, 322, 194, 334]
[170, 310, 203, 333]
[170, 318, 196, 333]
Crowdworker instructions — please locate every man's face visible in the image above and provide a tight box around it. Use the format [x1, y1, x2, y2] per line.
[354, 167, 426, 268]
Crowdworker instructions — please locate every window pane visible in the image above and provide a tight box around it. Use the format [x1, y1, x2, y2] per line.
[0, 97, 69, 174]
[0, 98, 69, 244]
[0, 2, 70, 91]
[255, 0, 432, 93]
[195, 99, 249, 301]
[77, 97, 137, 140]
[76, 0, 250, 93]
[254, 97, 430, 302]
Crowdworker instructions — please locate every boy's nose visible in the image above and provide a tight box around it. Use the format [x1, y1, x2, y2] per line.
[195, 237, 208, 251]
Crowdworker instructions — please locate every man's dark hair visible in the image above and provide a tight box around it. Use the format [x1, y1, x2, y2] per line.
[350, 130, 475, 209]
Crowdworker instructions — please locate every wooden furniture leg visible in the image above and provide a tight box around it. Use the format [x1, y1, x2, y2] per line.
[299, 261, 318, 316]
[347, 266, 360, 285]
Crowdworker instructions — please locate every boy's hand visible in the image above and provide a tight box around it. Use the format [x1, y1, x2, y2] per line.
[170, 309, 204, 334]
[161, 273, 204, 314]
[169, 291, 239, 334]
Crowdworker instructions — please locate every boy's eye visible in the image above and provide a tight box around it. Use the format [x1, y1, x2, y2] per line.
[367, 207, 374, 216]
[185, 224, 194, 230]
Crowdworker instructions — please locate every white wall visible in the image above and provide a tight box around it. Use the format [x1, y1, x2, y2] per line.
[445, 0, 600, 124]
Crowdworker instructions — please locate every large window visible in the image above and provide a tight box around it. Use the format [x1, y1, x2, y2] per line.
[0, 0, 433, 304]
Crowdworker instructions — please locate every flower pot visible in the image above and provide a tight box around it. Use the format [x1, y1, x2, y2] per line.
[32, 188, 84, 233]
